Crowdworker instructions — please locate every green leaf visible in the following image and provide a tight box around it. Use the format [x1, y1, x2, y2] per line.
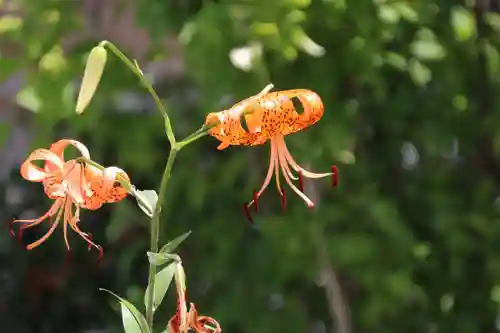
[135, 189, 158, 218]
[100, 289, 151, 333]
[378, 5, 400, 24]
[450, 6, 476, 42]
[484, 42, 500, 78]
[384, 52, 407, 71]
[394, 3, 418, 23]
[0, 16, 23, 34]
[159, 230, 192, 254]
[410, 39, 446, 61]
[144, 263, 176, 313]
[147, 252, 181, 266]
[408, 59, 432, 87]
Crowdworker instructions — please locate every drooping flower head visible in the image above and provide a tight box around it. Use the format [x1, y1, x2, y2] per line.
[205, 86, 338, 223]
[168, 263, 221, 333]
[11, 139, 130, 259]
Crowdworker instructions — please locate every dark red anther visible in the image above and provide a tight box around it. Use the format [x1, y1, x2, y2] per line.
[96, 245, 104, 263]
[331, 165, 339, 187]
[65, 250, 72, 265]
[87, 233, 93, 251]
[253, 190, 260, 213]
[279, 187, 287, 211]
[17, 227, 25, 246]
[8, 219, 15, 237]
[298, 171, 304, 192]
[243, 203, 254, 225]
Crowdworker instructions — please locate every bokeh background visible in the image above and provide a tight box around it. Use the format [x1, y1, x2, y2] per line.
[2, 0, 500, 332]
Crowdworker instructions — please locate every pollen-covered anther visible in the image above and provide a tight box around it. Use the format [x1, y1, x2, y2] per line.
[331, 165, 339, 187]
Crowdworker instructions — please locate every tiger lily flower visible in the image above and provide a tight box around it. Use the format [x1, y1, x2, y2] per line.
[205, 86, 338, 223]
[167, 264, 221, 333]
[10, 139, 130, 259]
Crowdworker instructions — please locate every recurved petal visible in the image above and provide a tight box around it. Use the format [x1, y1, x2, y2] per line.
[188, 304, 222, 333]
[20, 149, 64, 182]
[49, 139, 91, 160]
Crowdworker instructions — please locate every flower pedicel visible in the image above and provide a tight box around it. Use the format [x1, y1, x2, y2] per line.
[205, 85, 338, 223]
[10, 139, 130, 260]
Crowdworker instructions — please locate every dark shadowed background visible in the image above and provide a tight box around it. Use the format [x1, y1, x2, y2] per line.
[2, 0, 500, 333]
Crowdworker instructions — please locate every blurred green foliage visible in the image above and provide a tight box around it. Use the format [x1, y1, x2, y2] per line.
[3, 0, 500, 332]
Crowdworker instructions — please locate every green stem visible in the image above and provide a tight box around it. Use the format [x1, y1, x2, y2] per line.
[177, 130, 209, 149]
[99, 40, 176, 145]
[145, 147, 178, 329]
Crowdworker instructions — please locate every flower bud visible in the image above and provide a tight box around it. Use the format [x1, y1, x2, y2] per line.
[76, 46, 107, 114]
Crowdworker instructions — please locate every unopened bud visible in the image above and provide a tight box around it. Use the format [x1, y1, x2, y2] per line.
[76, 46, 107, 114]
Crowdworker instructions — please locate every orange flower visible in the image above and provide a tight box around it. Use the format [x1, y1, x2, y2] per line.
[10, 139, 129, 259]
[205, 87, 338, 222]
[168, 267, 221, 333]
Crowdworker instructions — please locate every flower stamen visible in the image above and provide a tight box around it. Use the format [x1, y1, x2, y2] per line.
[279, 186, 287, 211]
[331, 165, 339, 187]
[298, 171, 304, 192]
[243, 203, 254, 225]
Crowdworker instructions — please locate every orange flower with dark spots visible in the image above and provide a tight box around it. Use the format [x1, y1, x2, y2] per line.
[205, 86, 338, 223]
[10, 139, 130, 259]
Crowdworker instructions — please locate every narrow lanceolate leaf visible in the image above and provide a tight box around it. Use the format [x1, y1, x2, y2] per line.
[159, 230, 192, 254]
[76, 46, 107, 114]
[100, 288, 151, 333]
[144, 262, 176, 313]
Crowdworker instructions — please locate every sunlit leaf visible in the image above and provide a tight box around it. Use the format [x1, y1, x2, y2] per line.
[100, 289, 151, 333]
[410, 39, 446, 61]
[450, 6, 476, 42]
[144, 263, 176, 312]
[408, 59, 432, 86]
[16, 87, 42, 113]
[484, 42, 500, 78]
[384, 52, 407, 70]
[377, 5, 400, 24]
[292, 28, 325, 57]
[39, 45, 67, 73]
[394, 3, 418, 22]
[0, 15, 22, 34]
